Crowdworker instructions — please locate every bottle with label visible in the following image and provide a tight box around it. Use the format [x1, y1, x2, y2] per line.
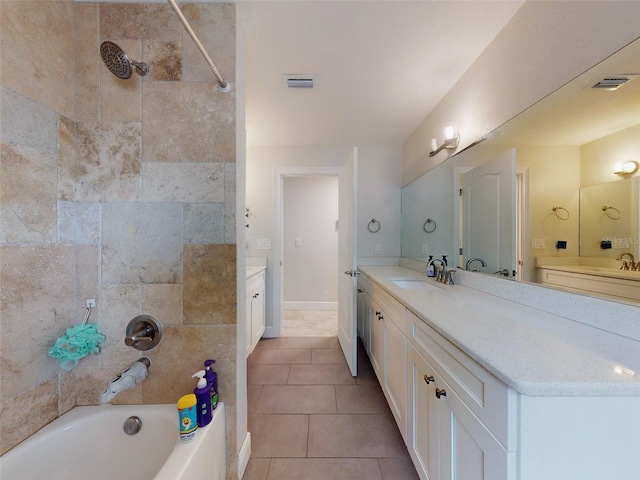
[426, 255, 435, 277]
[177, 393, 198, 443]
[192, 370, 213, 427]
[204, 359, 218, 410]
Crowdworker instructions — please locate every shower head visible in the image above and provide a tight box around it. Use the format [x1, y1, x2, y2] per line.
[100, 41, 149, 79]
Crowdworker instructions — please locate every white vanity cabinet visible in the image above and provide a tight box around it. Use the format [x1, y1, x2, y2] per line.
[367, 282, 408, 443]
[246, 270, 265, 357]
[356, 276, 370, 352]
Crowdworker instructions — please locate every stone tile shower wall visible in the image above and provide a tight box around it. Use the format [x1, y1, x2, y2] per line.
[0, 2, 237, 472]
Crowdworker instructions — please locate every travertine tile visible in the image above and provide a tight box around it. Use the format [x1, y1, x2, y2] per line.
[57, 201, 101, 245]
[75, 121, 142, 202]
[0, 377, 58, 455]
[184, 244, 236, 324]
[143, 284, 183, 325]
[74, 245, 101, 334]
[143, 162, 224, 203]
[143, 41, 182, 81]
[184, 203, 225, 245]
[0, 144, 57, 245]
[58, 370, 76, 416]
[75, 3, 100, 121]
[267, 458, 383, 480]
[0, 246, 75, 401]
[142, 82, 235, 162]
[181, 4, 235, 83]
[101, 203, 183, 284]
[100, 3, 182, 41]
[0, 86, 58, 154]
[224, 162, 236, 243]
[99, 39, 142, 122]
[57, 116, 76, 201]
[0, 0, 75, 118]
[142, 325, 237, 406]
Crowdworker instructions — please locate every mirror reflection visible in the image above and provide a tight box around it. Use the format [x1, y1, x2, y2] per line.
[401, 37, 640, 304]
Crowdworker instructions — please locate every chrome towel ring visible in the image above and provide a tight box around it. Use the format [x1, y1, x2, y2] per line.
[552, 206, 570, 220]
[602, 206, 621, 220]
[423, 218, 437, 233]
[368, 218, 381, 233]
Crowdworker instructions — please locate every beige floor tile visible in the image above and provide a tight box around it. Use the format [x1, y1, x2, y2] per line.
[277, 336, 333, 349]
[312, 347, 348, 364]
[254, 338, 280, 349]
[288, 364, 357, 385]
[267, 458, 383, 480]
[254, 385, 337, 414]
[378, 457, 421, 480]
[242, 458, 270, 480]
[248, 348, 311, 365]
[248, 414, 309, 458]
[330, 337, 341, 348]
[308, 414, 408, 458]
[248, 364, 291, 385]
[247, 384, 263, 414]
[335, 385, 390, 414]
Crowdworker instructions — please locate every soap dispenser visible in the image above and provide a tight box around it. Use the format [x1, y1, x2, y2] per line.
[427, 255, 435, 277]
[204, 359, 218, 410]
[192, 370, 212, 427]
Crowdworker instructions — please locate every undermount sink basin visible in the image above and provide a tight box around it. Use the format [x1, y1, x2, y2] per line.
[391, 279, 442, 291]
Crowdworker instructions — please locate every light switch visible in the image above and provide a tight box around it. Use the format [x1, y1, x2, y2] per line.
[257, 239, 271, 250]
[421, 244, 428, 255]
[295, 238, 302, 247]
[531, 238, 545, 249]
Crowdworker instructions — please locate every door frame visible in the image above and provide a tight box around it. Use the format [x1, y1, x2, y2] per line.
[269, 166, 342, 338]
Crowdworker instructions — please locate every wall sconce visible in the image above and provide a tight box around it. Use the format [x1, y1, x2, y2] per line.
[429, 125, 460, 157]
[613, 160, 639, 176]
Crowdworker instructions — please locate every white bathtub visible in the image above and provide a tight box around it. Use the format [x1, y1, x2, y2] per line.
[0, 403, 226, 480]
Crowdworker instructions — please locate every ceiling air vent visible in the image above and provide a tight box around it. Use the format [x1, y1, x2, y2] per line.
[284, 75, 314, 89]
[591, 75, 638, 90]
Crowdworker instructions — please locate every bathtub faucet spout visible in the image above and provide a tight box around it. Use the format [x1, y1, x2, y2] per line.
[99, 357, 151, 404]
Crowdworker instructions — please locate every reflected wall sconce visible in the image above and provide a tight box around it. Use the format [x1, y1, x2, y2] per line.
[613, 160, 639, 176]
[429, 125, 460, 157]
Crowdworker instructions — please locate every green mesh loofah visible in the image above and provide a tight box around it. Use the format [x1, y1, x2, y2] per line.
[48, 323, 106, 370]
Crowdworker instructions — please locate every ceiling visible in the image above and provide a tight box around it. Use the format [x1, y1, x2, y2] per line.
[243, 1, 524, 148]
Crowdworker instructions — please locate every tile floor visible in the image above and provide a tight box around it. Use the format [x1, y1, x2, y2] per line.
[243, 336, 420, 480]
[282, 309, 338, 337]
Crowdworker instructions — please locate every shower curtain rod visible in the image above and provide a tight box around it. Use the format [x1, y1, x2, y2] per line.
[168, 0, 230, 92]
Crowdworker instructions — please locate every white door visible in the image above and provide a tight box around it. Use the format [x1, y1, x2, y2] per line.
[338, 147, 358, 376]
[461, 149, 516, 277]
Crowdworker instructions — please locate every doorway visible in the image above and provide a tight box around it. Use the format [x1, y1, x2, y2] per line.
[282, 175, 339, 336]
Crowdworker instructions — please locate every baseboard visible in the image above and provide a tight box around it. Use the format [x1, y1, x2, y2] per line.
[238, 431, 251, 479]
[283, 301, 337, 311]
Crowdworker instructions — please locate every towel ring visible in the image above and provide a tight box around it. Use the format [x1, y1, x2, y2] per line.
[423, 218, 437, 233]
[602, 206, 621, 220]
[368, 218, 381, 233]
[552, 206, 570, 220]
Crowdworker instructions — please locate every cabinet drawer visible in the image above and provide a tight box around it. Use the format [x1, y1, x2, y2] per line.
[407, 310, 516, 451]
[357, 273, 370, 293]
[369, 282, 406, 334]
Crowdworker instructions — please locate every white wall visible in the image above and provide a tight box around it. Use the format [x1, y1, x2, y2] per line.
[402, 1, 640, 186]
[246, 145, 402, 331]
[283, 176, 338, 306]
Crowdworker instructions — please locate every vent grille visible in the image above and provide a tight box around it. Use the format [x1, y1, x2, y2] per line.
[591, 76, 637, 90]
[283, 75, 314, 88]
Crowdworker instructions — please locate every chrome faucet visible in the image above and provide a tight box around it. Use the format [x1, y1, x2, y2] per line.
[99, 357, 151, 404]
[465, 257, 487, 271]
[434, 257, 456, 285]
[616, 252, 637, 271]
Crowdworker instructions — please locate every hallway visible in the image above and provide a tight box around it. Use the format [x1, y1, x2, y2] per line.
[243, 337, 419, 480]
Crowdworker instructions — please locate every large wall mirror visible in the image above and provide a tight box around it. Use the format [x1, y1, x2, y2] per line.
[401, 37, 640, 305]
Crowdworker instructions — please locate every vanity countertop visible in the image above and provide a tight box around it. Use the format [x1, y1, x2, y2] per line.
[358, 265, 640, 397]
[246, 266, 266, 279]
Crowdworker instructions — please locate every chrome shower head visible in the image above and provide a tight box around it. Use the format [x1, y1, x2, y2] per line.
[100, 41, 149, 79]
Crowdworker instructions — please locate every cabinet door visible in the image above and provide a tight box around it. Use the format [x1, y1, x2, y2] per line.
[407, 345, 439, 480]
[357, 285, 369, 349]
[369, 298, 385, 379]
[251, 283, 265, 348]
[245, 294, 253, 357]
[384, 318, 407, 443]
[438, 377, 511, 480]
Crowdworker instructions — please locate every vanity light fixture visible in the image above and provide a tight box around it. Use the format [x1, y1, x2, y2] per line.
[429, 124, 460, 157]
[613, 160, 639, 176]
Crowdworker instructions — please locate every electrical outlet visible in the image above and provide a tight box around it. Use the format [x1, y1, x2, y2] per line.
[295, 238, 302, 247]
[86, 299, 96, 308]
[257, 239, 271, 250]
[374, 244, 382, 255]
[531, 238, 546, 249]
[421, 244, 428, 255]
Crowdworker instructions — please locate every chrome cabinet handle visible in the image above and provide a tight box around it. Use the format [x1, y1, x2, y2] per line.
[435, 388, 447, 399]
[424, 375, 434, 384]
